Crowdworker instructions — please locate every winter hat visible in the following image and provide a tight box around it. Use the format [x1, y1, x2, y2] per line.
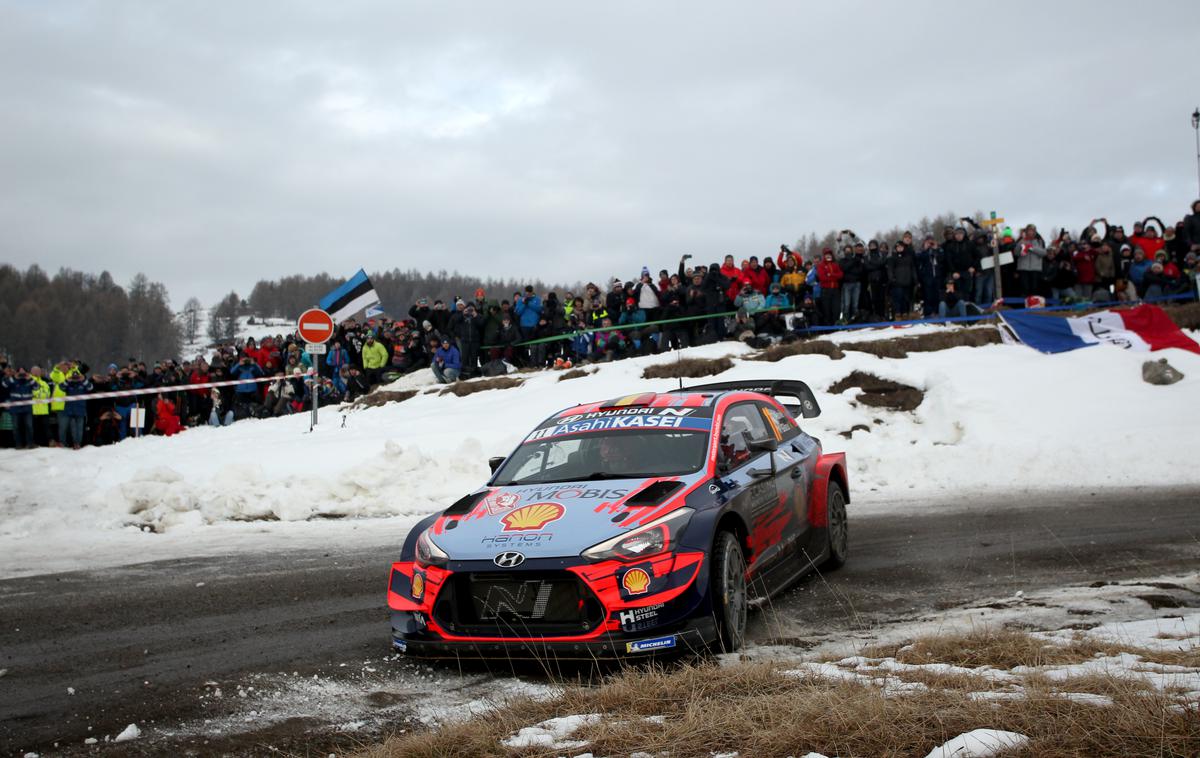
[422, 320, 432, 328]
[474, 287, 485, 299]
[641, 266, 650, 277]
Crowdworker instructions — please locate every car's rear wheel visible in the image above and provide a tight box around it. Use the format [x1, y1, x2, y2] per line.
[822, 480, 848, 570]
[711, 530, 747, 653]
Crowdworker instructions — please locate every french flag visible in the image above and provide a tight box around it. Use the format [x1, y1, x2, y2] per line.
[998, 304, 1200, 355]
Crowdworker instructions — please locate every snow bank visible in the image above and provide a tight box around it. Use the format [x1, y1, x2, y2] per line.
[2, 330, 1198, 577]
[924, 729, 1028, 758]
[500, 713, 601, 750]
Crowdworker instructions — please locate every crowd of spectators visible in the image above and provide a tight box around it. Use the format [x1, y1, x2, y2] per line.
[3, 203, 1199, 450]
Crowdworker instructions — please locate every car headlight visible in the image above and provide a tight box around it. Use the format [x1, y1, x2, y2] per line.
[581, 507, 694, 563]
[416, 528, 449, 567]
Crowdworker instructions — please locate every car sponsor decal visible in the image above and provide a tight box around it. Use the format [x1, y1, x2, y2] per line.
[481, 491, 520, 515]
[518, 486, 629, 501]
[626, 635, 676, 653]
[411, 571, 425, 600]
[621, 567, 651, 595]
[501, 503, 565, 532]
[481, 533, 553, 547]
[392, 638, 408, 652]
[618, 603, 664, 632]
[525, 414, 711, 442]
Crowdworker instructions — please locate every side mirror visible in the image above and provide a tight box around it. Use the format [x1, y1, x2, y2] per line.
[748, 437, 778, 453]
[488, 456, 506, 474]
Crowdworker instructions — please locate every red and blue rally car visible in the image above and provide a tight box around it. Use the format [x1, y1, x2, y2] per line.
[387, 380, 849, 658]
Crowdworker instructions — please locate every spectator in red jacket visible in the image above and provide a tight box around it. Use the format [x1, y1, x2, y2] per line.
[1071, 243, 1098, 299]
[777, 244, 803, 271]
[243, 338, 271, 369]
[816, 249, 844, 325]
[1130, 225, 1166, 261]
[745, 256, 770, 294]
[722, 257, 748, 302]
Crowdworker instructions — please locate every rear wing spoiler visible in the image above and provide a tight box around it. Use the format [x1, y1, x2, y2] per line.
[681, 380, 821, 419]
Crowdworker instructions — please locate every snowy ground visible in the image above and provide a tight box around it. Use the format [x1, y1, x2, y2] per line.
[2, 326, 1198, 578]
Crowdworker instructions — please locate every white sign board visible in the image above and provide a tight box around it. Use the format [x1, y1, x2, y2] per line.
[306, 342, 327, 355]
[979, 251, 1014, 271]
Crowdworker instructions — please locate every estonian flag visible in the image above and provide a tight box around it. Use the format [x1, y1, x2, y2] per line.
[319, 269, 381, 323]
[997, 304, 1199, 355]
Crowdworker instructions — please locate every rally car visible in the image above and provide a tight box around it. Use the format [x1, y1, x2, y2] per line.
[387, 380, 849, 658]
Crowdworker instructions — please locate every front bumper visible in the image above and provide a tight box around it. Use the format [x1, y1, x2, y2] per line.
[391, 616, 717, 659]
[388, 551, 710, 658]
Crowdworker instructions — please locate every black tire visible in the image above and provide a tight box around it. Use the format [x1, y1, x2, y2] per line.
[710, 531, 747, 653]
[822, 480, 848, 570]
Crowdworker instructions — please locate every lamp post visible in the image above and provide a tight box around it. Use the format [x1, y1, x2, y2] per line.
[1193, 107, 1200, 197]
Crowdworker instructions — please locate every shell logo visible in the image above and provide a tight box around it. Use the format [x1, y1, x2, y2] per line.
[622, 568, 651, 595]
[501, 503, 565, 532]
[411, 571, 425, 600]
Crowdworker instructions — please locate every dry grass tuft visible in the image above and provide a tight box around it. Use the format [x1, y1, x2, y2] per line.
[828, 371, 925, 412]
[751, 339, 846, 362]
[890, 628, 1110, 669]
[1163, 301, 1200, 330]
[438, 377, 525, 397]
[356, 654, 1200, 758]
[845, 327, 1003, 358]
[350, 389, 418, 409]
[557, 368, 591, 381]
[642, 355, 734, 380]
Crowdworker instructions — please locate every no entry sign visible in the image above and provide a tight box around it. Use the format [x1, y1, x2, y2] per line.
[297, 308, 335, 344]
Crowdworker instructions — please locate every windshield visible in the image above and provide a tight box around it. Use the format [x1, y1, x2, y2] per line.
[492, 431, 708, 485]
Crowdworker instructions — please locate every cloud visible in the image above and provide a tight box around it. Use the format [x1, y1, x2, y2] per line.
[0, 0, 1196, 304]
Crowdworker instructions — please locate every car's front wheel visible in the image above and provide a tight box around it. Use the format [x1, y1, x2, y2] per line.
[711, 530, 747, 653]
[822, 480, 848, 569]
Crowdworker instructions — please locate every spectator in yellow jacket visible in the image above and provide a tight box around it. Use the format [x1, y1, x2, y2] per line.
[360, 334, 389, 386]
[29, 366, 52, 447]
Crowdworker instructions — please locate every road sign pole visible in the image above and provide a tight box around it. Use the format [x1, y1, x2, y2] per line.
[311, 370, 319, 431]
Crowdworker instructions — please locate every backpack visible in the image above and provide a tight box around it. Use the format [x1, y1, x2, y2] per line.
[482, 359, 508, 377]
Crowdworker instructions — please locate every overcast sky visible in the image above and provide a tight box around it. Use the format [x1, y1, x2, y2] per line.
[2, 1, 1198, 306]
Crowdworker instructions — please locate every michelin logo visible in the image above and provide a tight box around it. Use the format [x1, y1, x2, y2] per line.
[625, 635, 677, 653]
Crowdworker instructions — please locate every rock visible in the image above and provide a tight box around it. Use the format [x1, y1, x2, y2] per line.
[1142, 358, 1184, 385]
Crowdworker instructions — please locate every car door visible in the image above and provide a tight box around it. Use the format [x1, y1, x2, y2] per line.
[759, 403, 816, 568]
[715, 403, 783, 583]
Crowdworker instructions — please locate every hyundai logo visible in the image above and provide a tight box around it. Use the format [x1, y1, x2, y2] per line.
[493, 551, 525, 568]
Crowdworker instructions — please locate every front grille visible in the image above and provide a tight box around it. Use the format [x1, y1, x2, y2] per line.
[433, 571, 605, 637]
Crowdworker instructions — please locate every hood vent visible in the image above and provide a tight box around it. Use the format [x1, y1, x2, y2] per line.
[444, 491, 488, 516]
[623, 480, 684, 508]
